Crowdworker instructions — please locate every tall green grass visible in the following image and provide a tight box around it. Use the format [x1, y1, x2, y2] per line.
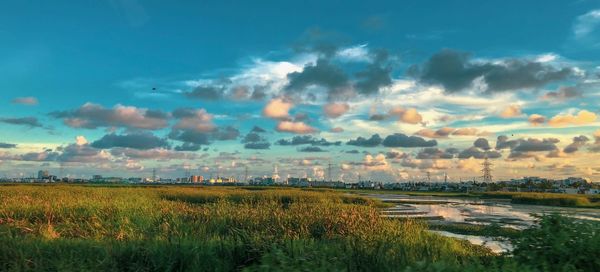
[0, 185, 490, 271]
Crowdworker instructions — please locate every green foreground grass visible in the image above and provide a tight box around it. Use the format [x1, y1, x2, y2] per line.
[0, 184, 598, 271]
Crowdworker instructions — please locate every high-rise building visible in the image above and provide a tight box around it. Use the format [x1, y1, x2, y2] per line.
[191, 175, 204, 183]
[37, 170, 49, 180]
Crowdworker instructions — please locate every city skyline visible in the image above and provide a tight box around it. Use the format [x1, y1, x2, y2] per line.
[2, 1, 600, 182]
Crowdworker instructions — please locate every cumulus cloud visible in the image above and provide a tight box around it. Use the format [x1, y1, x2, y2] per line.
[323, 102, 350, 118]
[0, 117, 43, 128]
[172, 108, 215, 132]
[0, 142, 17, 148]
[458, 147, 502, 159]
[275, 121, 317, 134]
[174, 142, 203, 151]
[354, 50, 393, 95]
[499, 105, 522, 118]
[184, 85, 225, 100]
[11, 97, 38, 105]
[285, 59, 351, 100]
[50, 103, 169, 130]
[76, 136, 88, 146]
[330, 127, 344, 133]
[298, 146, 327, 152]
[389, 107, 423, 124]
[512, 138, 559, 152]
[346, 134, 383, 147]
[385, 150, 409, 159]
[409, 49, 574, 93]
[496, 135, 560, 159]
[382, 133, 437, 148]
[563, 135, 589, 154]
[90, 133, 169, 150]
[169, 124, 239, 150]
[276, 135, 340, 146]
[528, 114, 546, 126]
[283, 47, 392, 100]
[250, 126, 267, 133]
[548, 110, 597, 127]
[541, 86, 582, 101]
[452, 127, 482, 136]
[416, 148, 456, 159]
[361, 153, 389, 171]
[212, 126, 241, 140]
[473, 138, 491, 150]
[415, 127, 455, 138]
[56, 143, 111, 163]
[263, 98, 293, 119]
[399, 157, 449, 170]
[168, 130, 211, 147]
[241, 131, 271, 149]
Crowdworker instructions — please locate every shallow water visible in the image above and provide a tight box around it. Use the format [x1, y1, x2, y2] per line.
[365, 193, 600, 252]
[367, 193, 600, 228]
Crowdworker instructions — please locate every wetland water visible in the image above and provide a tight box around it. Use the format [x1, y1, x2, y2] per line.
[364, 193, 600, 253]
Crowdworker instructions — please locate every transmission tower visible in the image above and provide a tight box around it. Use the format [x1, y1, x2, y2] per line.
[482, 157, 493, 183]
[272, 164, 279, 183]
[244, 165, 249, 183]
[327, 161, 333, 181]
[152, 168, 157, 182]
[426, 171, 431, 183]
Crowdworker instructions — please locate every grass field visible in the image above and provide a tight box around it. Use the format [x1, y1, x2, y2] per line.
[476, 192, 600, 208]
[0, 184, 598, 271]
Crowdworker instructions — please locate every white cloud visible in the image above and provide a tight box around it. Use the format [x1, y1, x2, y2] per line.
[574, 10, 600, 40]
[335, 44, 372, 62]
[536, 53, 558, 63]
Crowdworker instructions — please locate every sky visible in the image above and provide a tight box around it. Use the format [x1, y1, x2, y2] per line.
[1, 0, 600, 182]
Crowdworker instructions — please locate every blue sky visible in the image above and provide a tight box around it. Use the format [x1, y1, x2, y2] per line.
[1, 0, 600, 181]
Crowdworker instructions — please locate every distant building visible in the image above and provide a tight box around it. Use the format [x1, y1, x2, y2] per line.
[191, 175, 203, 183]
[37, 170, 49, 180]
